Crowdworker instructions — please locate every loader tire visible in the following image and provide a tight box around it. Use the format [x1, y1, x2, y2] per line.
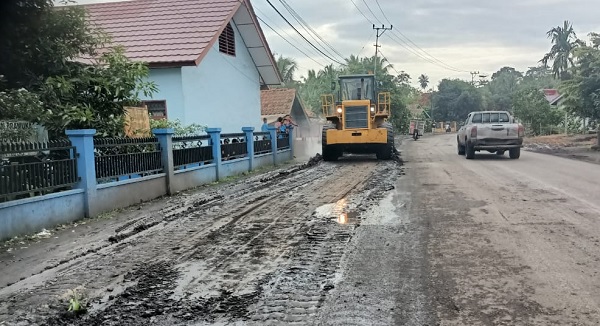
[322, 124, 339, 161]
[376, 122, 394, 160]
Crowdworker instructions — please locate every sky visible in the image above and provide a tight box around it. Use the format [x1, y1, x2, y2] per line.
[69, 0, 600, 89]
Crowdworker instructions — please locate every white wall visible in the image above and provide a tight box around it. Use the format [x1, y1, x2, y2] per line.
[181, 21, 262, 133]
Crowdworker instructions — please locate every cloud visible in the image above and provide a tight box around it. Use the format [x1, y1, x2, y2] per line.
[69, 0, 600, 88]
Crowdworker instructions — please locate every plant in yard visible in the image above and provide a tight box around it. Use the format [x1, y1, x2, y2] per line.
[149, 118, 207, 136]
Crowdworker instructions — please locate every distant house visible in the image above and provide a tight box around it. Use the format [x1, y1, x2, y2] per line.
[260, 88, 311, 138]
[543, 89, 562, 106]
[84, 0, 282, 132]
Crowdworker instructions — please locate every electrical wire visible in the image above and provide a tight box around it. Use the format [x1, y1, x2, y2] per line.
[278, 0, 346, 62]
[350, 0, 468, 73]
[265, 0, 345, 66]
[373, 0, 469, 72]
[357, 30, 375, 57]
[257, 16, 327, 68]
[254, 6, 326, 64]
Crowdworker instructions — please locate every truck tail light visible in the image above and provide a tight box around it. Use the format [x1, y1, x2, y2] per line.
[470, 125, 477, 138]
[518, 124, 525, 137]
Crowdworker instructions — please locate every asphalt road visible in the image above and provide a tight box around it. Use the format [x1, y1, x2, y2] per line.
[1, 134, 599, 325]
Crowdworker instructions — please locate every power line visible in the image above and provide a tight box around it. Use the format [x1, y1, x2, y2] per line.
[265, 0, 345, 65]
[278, 0, 346, 61]
[351, 0, 469, 72]
[357, 30, 375, 56]
[378, 50, 401, 76]
[361, 0, 384, 25]
[256, 16, 327, 68]
[373, 0, 469, 72]
[254, 6, 326, 62]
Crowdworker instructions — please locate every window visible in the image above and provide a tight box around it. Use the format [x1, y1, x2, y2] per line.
[219, 23, 235, 56]
[471, 112, 510, 124]
[143, 100, 167, 120]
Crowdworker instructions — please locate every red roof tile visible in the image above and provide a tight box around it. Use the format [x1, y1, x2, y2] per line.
[261, 88, 298, 116]
[83, 0, 241, 64]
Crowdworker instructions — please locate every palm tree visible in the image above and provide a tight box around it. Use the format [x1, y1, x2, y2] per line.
[276, 55, 298, 86]
[418, 74, 429, 91]
[540, 20, 583, 80]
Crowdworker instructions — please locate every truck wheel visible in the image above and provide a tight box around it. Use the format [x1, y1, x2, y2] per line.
[496, 150, 505, 156]
[322, 124, 339, 161]
[509, 147, 521, 159]
[376, 122, 394, 160]
[457, 142, 465, 155]
[465, 142, 475, 159]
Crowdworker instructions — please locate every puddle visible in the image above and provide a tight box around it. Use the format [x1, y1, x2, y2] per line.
[314, 198, 359, 225]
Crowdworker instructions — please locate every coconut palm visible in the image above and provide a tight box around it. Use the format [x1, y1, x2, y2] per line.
[418, 74, 429, 91]
[276, 55, 298, 86]
[540, 20, 584, 80]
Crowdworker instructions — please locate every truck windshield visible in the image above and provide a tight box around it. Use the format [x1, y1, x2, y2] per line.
[340, 77, 374, 101]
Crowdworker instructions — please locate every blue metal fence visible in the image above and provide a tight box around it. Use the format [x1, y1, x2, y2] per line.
[0, 140, 77, 202]
[94, 137, 162, 183]
[172, 135, 214, 169]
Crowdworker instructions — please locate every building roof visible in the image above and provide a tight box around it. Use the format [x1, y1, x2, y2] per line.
[82, 0, 282, 85]
[542, 89, 562, 105]
[261, 88, 298, 116]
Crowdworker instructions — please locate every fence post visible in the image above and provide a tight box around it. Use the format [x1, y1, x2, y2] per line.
[242, 127, 255, 171]
[207, 128, 222, 180]
[65, 129, 97, 218]
[153, 128, 175, 195]
[289, 127, 294, 157]
[268, 126, 278, 166]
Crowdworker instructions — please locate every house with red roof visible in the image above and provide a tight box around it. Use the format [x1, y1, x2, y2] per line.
[260, 88, 311, 138]
[83, 0, 282, 132]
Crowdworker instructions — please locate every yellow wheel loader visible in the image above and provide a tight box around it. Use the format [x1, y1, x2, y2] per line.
[320, 74, 394, 161]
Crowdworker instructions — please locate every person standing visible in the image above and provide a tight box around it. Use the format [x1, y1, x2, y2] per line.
[261, 118, 269, 132]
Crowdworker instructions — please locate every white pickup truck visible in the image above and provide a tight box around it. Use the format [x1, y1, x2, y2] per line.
[457, 111, 524, 159]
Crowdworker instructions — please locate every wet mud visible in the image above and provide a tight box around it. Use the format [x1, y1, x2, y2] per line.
[1, 151, 404, 325]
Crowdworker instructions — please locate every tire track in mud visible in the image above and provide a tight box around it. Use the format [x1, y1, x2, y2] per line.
[2, 156, 403, 326]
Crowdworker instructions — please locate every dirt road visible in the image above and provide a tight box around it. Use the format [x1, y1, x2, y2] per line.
[400, 134, 600, 325]
[1, 134, 599, 325]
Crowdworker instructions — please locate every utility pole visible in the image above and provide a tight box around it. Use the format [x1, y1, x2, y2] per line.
[373, 24, 392, 79]
[470, 71, 480, 85]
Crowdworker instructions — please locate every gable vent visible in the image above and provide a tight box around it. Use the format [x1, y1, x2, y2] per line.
[219, 23, 235, 56]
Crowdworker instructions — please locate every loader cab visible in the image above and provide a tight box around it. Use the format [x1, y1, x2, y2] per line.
[320, 74, 390, 131]
[339, 75, 375, 102]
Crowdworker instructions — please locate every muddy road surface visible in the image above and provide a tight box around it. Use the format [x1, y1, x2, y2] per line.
[403, 134, 600, 325]
[2, 134, 600, 325]
[1, 150, 413, 325]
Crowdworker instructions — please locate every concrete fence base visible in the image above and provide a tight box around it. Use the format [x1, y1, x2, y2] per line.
[0, 127, 294, 241]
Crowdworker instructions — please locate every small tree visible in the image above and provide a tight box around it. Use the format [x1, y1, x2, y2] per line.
[37, 47, 157, 137]
[512, 87, 562, 135]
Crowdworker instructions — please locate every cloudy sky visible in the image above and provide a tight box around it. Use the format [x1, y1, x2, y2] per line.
[71, 0, 600, 89]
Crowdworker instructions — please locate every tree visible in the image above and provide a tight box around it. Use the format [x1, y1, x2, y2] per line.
[432, 79, 482, 121]
[418, 74, 429, 91]
[394, 71, 411, 85]
[0, 0, 103, 90]
[540, 20, 583, 80]
[521, 65, 560, 89]
[37, 47, 157, 137]
[560, 36, 600, 147]
[512, 87, 562, 135]
[487, 66, 523, 111]
[275, 55, 298, 87]
[0, 0, 157, 138]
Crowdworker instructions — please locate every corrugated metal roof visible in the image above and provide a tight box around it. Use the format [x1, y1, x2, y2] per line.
[82, 0, 282, 85]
